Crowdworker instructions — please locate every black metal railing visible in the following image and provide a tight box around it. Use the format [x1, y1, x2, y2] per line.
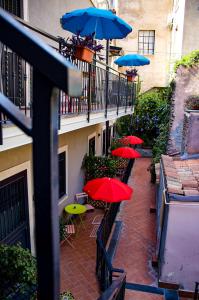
[0, 8, 81, 300]
[97, 273, 126, 300]
[0, 16, 136, 127]
[96, 158, 134, 292]
[194, 282, 199, 300]
[96, 235, 125, 291]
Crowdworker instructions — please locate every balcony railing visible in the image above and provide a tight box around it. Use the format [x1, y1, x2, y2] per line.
[0, 8, 82, 299]
[0, 16, 136, 127]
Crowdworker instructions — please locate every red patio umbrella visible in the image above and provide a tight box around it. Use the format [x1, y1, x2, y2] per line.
[111, 147, 141, 158]
[83, 177, 133, 203]
[122, 135, 144, 145]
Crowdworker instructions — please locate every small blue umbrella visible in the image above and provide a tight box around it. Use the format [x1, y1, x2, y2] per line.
[61, 7, 132, 40]
[114, 54, 150, 66]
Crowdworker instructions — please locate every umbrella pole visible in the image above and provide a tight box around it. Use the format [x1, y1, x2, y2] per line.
[106, 39, 109, 66]
[105, 39, 109, 118]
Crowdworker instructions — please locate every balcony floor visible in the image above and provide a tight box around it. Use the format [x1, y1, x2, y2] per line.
[60, 158, 161, 299]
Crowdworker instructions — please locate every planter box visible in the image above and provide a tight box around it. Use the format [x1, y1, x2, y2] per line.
[75, 46, 94, 63]
[127, 74, 136, 82]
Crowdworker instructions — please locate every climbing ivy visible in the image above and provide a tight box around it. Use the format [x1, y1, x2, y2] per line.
[174, 50, 199, 73]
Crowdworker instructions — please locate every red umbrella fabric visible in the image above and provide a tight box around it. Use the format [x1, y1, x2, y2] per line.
[122, 135, 144, 145]
[83, 177, 133, 203]
[111, 147, 141, 158]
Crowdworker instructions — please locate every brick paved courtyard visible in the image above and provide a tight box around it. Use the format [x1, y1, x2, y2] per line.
[60, 158, 162, 299]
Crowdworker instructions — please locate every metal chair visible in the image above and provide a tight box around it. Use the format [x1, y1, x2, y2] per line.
[75, 192, 94, 212]
[61, 224, 76, 248]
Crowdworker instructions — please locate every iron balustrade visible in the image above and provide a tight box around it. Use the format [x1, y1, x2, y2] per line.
[96, 159, 134, 292]
[97, 273, 127, 300]
[0, 8, 81, 300]
[0, 15, 136, 130]
[96, 234, 125, 292]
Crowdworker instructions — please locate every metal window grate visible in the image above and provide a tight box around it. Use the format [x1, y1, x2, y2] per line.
[0, 171, 30, 248]
[138, 30, 155, 55]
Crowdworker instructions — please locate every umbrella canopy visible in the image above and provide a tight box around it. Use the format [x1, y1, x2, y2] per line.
[114, 54, 150, 66]
[122, 136, 144, 145]
[112, 147, 141, 158]
[61, 7, 132, 40]
[83, 177, 133, 202]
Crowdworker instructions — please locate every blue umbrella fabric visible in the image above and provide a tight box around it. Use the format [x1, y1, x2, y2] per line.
[61, 7, 132, 40]
[114, 54, 150, 66]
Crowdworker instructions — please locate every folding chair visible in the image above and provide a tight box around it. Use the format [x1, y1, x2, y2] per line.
[61, 224, 76, 248]
[75, 192, 94, 212]
[92, 214, 103, 225]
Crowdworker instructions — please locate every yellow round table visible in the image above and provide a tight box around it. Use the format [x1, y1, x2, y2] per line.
[64, 203, 86, 215]
[64, 204, 86, 231]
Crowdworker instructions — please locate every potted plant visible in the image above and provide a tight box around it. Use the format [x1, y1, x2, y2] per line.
[59, 34, 104, 63]
[126, 68, 138, 82]
[60, 290, 75, 300]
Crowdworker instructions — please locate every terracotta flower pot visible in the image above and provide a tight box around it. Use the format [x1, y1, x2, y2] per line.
[75, 46, 94, 63]
[127, 74, 136, 82]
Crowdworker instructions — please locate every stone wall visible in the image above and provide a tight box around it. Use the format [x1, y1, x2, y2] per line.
[117, 0, 172, 92]
[167, 65, 199, 155]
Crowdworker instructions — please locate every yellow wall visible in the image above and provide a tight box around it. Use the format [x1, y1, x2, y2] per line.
[0, 123, 106, 252]
[0, 144, 32, 172]
[0, 124, 104, 213]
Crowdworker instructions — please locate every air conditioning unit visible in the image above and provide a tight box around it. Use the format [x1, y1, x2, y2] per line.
[167, 13, 174, 30]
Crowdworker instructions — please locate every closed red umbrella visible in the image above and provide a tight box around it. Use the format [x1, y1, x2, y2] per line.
[123, 135, 144, 145]
[111, 147, 141, 158]
[83, 177, 133, 203]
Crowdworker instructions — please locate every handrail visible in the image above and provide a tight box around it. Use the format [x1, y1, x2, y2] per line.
[0, 8, 81, 96]
[13, 14, 128, 78]
[0, 9, 82, 300]
[97, 273, 127, 300]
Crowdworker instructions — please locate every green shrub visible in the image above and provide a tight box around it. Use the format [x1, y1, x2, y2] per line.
[0, 244, 37, 299]
[116, 88, 171, 147]
[60, 290, 75, 300]
[174, 50, 199, 73]
[82, 154, 117, 182]
[152, 122, 170, 164]
[186, 95, 199, 110]
[110, 137, 130, 150]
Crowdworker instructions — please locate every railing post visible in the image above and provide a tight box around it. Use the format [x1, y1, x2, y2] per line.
[105, 40, 109, 118]
[117, 73, 120, 115]
[57, 40, 62, 129]
[32, 69, 60, 300]
[105, 120, 109, 156]
[194, 282, 199, 300]
[125, 79, 128, 113]
[133, 82, 136, 108]
[87, 63, 92, 122]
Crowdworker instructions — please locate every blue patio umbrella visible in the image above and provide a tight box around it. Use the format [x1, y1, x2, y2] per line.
[61, 7, 132, 40]
[114, 54, 150, 66]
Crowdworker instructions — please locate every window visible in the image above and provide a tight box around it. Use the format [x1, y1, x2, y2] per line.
[0, 170, 30, 248]
[138, 30, 155, 55]
[89, 136, 96, 156]
[58, 152, 66, 198]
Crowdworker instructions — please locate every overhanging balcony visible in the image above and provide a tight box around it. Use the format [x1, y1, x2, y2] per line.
[0, 17, 136, 144]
